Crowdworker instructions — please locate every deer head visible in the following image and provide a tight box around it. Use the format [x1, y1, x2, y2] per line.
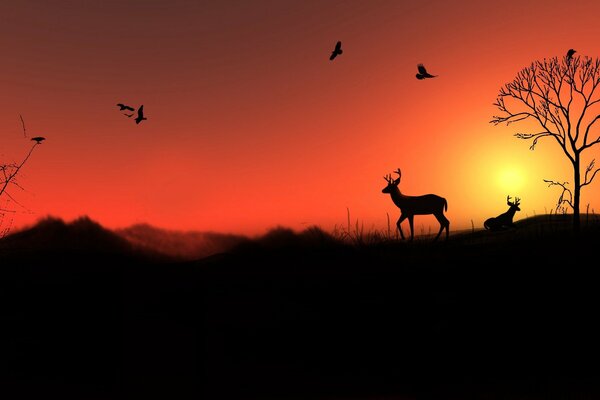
[507, 195, 521, 211]
[382, 168, 401, 193]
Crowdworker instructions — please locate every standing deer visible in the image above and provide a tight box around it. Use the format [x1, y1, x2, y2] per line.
[382, 168, 449, 241]
[483, 196, 521, 231]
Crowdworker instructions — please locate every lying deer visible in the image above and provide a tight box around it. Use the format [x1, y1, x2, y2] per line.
[382, 168, 449, 241]
[484, 196, 521, 231]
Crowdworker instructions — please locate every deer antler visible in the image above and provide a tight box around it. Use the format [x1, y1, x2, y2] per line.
[383, 174, 392, 184]
[514, 197, 521, 205]
[393, 168, 402, 184]
[507, 195, 512, 205]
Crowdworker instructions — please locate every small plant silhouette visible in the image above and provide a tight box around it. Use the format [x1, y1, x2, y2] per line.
[483, 196, 521, 231]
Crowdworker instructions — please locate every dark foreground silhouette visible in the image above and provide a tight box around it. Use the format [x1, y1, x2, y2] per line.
[1, 215, 599, 399]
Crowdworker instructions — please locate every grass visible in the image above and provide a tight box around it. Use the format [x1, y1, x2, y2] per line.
[329, 208, 600, 252]
[331, 207, 395, 246]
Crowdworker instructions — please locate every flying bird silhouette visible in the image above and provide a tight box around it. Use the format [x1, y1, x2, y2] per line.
[117, 103, 135, 112]
[416, 63, 437, 79]
[566, 48, 576, 62]
[134, 105, 147, 125]
[330, 41, 343, 61]
[31, 136, 45, 144]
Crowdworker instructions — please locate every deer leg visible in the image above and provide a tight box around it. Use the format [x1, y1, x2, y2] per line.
[434, 212, 449, 241]
[408, 215, 414, 241]
[397, 214, 407, 240]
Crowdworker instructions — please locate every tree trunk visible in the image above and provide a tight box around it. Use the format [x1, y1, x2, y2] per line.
[573, 157, 581, 234]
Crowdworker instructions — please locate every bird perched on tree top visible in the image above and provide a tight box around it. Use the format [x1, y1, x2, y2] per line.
[31, 136, 45, 144]
[566, 48, 576, 63]
[416, 63, 437, 79]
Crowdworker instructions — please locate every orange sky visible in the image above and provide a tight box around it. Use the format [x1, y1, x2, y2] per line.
[2, 0, 600, 236]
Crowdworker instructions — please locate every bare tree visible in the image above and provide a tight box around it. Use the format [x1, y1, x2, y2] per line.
[1, 140, 43, 238]
[491, 54, 600, 233]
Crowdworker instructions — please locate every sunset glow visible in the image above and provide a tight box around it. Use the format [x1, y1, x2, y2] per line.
[496, 167, 526, 193]
[3, 0, 600, 236]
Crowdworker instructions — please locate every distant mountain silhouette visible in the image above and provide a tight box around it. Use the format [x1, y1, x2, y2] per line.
[0, 216, 164, 261]
[115, 223, 249, 261]
[0, 217, 342, 263]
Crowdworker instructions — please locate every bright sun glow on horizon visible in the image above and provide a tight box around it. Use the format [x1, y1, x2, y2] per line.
[496, 167, 526, 193]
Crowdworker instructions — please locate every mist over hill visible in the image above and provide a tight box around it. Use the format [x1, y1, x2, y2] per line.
[114, 223, 249, 261]
[0, 216, 252, 262]
[0, 216, 341, 262]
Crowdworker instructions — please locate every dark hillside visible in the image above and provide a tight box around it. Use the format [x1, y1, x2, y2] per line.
[1, 215, 599, 399]
[0, 216, 165, 262]
[197, 218, 600, 398]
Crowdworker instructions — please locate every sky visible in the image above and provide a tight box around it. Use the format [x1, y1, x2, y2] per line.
[2, 0, 600, 236]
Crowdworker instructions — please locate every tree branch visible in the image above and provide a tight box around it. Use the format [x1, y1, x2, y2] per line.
[514, 131, 557, 150]
[583, 114, 600, 146]
[581, 135, 600, 151]
[3, 190, 30, 212]
[582, 159, 600, 187]
[19, 114, 27, 138]
[543, 179, 574, 211]
[0, 143, 39, 198]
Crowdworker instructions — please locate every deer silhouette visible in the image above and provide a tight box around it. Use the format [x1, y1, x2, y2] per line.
[484, 196, 521, 231]
[382, 168, 449, 241]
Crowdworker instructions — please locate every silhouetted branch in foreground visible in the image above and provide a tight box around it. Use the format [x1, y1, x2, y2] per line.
[19, 114, 26, 138]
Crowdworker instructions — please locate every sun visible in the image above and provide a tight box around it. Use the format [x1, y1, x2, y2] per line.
[496, 167, 526, 193]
